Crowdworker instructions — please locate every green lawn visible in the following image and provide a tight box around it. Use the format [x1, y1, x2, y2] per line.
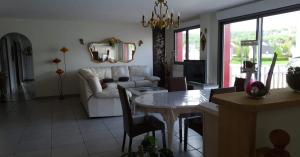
[231, 57, 289, 65]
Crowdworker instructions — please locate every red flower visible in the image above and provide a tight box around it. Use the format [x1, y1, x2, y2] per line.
[52, 58, 61, 64]
[56, 69, 64, 75]
[60, 47, 69, 53]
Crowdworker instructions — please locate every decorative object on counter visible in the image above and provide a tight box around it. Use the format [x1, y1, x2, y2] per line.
[256, 129, 291, 157]
[138, 40, 143, 46]
[286, 65, 300, 92]
[200, 28, 207, 51]
[121, 136, 174, 157]
[141, 0, 180, 30]
[88, 37, 136, 63]
[286, 56, 300, 91]
[246, 53, 277, 98]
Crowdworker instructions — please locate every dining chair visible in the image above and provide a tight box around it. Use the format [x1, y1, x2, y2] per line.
[117, 85, 166, 152]
[168, 77, 201, 143]
[234, 77, 246, 92]
[168, 77, 187, 92]
[183, 87, 236, 151]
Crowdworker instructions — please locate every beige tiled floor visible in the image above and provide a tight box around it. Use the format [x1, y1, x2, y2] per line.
[0, 97, 203, 157]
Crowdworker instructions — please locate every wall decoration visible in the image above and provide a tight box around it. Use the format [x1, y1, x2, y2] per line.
[138, 40, 144, 47]
[52, 47, 69, 100]
[88, 37, 136, 63]
[79, 38, 85, 45]
[153, 28, 166, 87]
[200, 28, 207, 51]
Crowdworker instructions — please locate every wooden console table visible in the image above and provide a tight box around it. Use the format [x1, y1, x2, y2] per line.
[212, 88, 300, 157]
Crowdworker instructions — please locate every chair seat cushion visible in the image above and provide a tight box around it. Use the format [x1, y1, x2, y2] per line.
[130, 115, 165, 137]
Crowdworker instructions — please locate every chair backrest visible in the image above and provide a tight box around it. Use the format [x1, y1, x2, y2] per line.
[234, 77, 246, 92]
[117, 85, 133, 133]
[168, 77, 187, 92]
[209, 87, 236, 102]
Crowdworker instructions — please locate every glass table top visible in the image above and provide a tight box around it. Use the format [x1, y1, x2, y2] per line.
[134, 90, 210, 108]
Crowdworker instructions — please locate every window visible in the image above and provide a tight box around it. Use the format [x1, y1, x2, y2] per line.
[174, 26, 200, 63]
[220, 8, 300, 89]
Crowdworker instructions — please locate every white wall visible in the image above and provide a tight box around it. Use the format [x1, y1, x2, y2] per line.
[0, 18, 153, 97]
[165, 13, 219, 84]
[165, 0, 299, 85]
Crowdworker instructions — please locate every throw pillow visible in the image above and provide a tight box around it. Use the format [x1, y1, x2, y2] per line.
[87, 76, 102, 93]
[102, 78, 114, 83]
[118, 77, 129, 82]
[101, 82, 108, 89]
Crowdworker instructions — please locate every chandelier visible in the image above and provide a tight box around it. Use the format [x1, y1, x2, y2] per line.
[142, 0, 180, 29]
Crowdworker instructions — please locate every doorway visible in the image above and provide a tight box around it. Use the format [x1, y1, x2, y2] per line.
[0, 33, 35, 101]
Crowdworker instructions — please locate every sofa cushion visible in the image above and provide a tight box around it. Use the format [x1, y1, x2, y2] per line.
[117, 81, 135, 88]
[112, 66, 130, 81]
[118, 77, 130, 82]
[87, 76, 102, 93]
[145, 76, 160, 81]
[101, 78, 114, 83]
[94, 83, 119, 98]
[90, 67, 112, 80]
[135, 80, 153, 87]
[79, 68, 94, 79]
[129, 65, 149, 78]
[131, 76, 145, 81]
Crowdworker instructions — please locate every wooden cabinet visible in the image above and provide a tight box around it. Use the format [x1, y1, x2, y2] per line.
[212, 88, 300, 157]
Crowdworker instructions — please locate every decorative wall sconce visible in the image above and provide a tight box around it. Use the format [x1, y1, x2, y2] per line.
[79, 38, 85, 45]
[138, 40, 144, 46]
[201, 28, 207, 51]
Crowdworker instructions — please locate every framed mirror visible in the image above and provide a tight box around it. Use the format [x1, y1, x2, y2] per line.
[88, 38, 136, 63]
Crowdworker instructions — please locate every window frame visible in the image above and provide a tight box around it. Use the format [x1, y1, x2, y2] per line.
[174, 25, 201, 64]
[217, 4, 300, 87]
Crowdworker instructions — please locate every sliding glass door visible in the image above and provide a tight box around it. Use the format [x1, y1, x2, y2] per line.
[222, 9, 300, 89]
[261, 11, 300, 88]
[223, 19, 258, 87]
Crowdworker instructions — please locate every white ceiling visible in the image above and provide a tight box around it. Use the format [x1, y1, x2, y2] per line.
[0, 0, 256, 23]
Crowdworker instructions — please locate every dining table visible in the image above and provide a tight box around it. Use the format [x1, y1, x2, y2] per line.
[133, 90, 219, 150]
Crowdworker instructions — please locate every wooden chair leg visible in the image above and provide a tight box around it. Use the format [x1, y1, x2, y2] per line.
[184, 121, 188, 151]
[152, 131, 155, 138]
[161, 129, 166, 148]
[179, 117, 183, 143]
[128, 138, 133, 152]
[122, 131, 126, 152]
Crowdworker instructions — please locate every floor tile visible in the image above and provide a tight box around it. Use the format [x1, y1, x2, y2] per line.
[0, 97, 203, 157]
[14, 149, 51, 157]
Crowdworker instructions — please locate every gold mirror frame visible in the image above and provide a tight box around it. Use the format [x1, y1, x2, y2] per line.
[88, 37, 136, 63]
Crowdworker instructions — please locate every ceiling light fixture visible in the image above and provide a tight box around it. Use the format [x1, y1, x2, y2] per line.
[142, 0, 180, 29]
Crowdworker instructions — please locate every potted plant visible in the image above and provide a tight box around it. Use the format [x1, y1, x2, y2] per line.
[121, 136, 174, 157]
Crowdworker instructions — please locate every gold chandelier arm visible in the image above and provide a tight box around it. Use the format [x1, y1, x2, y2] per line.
[141, 0, 180, 29]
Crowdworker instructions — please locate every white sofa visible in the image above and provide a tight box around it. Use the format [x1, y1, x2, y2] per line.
[78, 65, 160, 117]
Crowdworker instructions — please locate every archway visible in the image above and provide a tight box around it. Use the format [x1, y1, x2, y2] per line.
[0, 33, 35, 101]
